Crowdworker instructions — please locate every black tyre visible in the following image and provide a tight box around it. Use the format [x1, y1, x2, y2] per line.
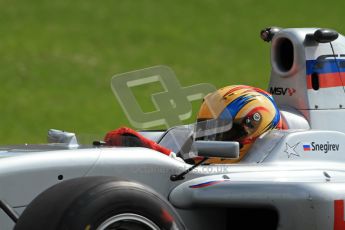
[14, 177, 185, 230]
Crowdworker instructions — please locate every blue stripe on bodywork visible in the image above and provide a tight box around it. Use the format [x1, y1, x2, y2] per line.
[189, 180, 228, 188]
[306, 59, 345, 75]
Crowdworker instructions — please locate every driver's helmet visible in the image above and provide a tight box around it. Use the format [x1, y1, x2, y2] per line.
[197, 85, 281, 163]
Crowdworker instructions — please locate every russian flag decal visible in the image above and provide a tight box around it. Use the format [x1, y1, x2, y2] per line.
[303, 144, 311, 151]
[189, 180, 229, 188]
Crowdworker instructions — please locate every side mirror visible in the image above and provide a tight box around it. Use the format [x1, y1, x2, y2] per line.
[194, 141, 239, 159]
[47, 129, 79, 148]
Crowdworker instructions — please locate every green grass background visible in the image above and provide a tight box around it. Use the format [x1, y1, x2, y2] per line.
[0, 0, 344, 144]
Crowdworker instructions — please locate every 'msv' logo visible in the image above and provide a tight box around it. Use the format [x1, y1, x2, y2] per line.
[269, 87, 296, 96]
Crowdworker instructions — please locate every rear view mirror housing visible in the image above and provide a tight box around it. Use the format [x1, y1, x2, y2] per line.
[194, 141, 239, 159]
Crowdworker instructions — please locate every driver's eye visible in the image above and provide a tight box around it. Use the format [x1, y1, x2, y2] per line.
[220, 123, 248, 141]
[243, 117, 254, 128]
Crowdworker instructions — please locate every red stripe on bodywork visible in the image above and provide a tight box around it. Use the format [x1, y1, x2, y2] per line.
[334, 200, 345, 230]
[307, 73, 345, 89]
[189, 180, 227, 188]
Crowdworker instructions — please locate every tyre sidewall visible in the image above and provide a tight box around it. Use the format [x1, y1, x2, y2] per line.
[61, 183, 182, 230]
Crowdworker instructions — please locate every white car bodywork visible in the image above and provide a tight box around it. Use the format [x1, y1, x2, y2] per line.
[2, 27, 345, 230]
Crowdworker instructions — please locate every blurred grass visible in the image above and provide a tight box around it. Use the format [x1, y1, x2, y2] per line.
[0, 0, 344, 144]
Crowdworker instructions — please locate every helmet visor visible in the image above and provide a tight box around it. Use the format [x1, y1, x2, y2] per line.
[194, 117, 233, 141]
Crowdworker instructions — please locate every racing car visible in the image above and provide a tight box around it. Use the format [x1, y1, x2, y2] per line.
[1, 27, 345, 230]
